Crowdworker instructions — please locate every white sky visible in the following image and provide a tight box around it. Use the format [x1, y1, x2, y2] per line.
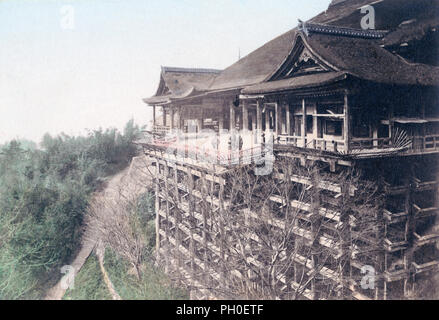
[0, 0, 330, 143]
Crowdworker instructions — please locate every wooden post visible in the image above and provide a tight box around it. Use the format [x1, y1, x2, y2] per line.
[257, 100, 263, 131]
[173, 165, 182, 268]
[257, 100, 263, 144]
[275, 103, 280, 137]
[170, 108, 175, 131]
[389, 104, 394, 139]
[310, 172, 322, 300]
[153, 106, 157, 128]
[302, 99, 307, 147]
[286, 102, 291, 136]
[187, 169, 196, 276]
[242, 100, 249, 133]
[164, 162, 171, 272]
[176, 108, 182, 131]
[219, 182, 227, 289]
[230, 102, 236, 133]
[155, 158, 161, 260]
[265, 106, 270, 133]
[373, 125, 379, 148]
[201, 173, 209, 284]
[374, 173, 386, 300]
[162, 106, 167, 127]
[219, 115, 225, 132]
[344, 93, 350, 154]
[197, 118, 203, 133]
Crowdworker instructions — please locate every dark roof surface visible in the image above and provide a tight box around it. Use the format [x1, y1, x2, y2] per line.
[208, 29, 298, 91]
[209, 0, 436, 91]
[305, 33, 439, 86]
[144, 67, 222, 104]
[146, 0, 439, 105]
[242, 71, 348, 94]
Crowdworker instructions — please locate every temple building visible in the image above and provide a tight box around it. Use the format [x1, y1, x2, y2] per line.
[140, 0, 439, 300]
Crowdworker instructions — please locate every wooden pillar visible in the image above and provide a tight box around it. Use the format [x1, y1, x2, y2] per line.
[256, 100, 263, 144]
[344, 93, 351, 154]
[155, 158, 161, 260]
[373, 126, 379, 148]
[200, 173, 209, 283]
[219, 182, 227, 289]
[153, 106, 157, 128]
[275, 103, 280, 136]
[330, 178, 353, 300]
[310, 173, 322, 300]
[176, 109, 182, 131]
[219, 115, 225, 132]
[197, 118, 203, 133]
[242, 101, 249, 132]
[174, 165, 182, 268]
[230, 102, 236, 133]
[265, 105, 270, 132]
[256, 100, 263, 131]
[187, 169, 196, 276]
[162, 106, 167, 127]
[170, 108, 175, 130]
[403, 165, 416, 298]
[302, 99, 307, 147]
[164, 162, 171, 272]
[374, 173, 386, 300]
[388, 104, 394, 143]
[286, 103, 291, 136]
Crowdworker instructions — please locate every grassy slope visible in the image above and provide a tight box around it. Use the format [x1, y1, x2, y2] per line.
[103, 249, 188, 300]
[63, 254, 111, 300]
[63, 249, 188, 300]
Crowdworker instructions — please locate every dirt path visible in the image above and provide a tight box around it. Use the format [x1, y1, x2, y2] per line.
[44, 156, 153, 300]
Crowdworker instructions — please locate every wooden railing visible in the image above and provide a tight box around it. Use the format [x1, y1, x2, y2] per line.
[277, 135, 346, 153]
[153, 125, 170, 134]
[409, 135, 439, 153]
[350, 137, 392, 150]
[145, 130, 439, 161]
[351, 134, 439, 155]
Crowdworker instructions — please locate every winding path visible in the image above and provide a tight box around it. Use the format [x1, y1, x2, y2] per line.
[44, 156, 153, 300]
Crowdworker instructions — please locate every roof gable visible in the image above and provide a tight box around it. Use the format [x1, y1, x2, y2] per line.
[268, 34, 336, 81]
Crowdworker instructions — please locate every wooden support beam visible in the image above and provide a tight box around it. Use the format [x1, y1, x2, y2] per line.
[230, 102, 236, 133]
[219, 183, 227, 287]
[286, 102, 291, 136]
[265, 105, 271, 132]
[302, 99, 307, 147]
[187, 168, 196, 276]
[174, 164, 182, 267]
[155, 158, 160, 259]
[176, 108, 182, 131]
[153, 106, 157, 127]
[170, 108, 175, 130]
[256, 99, 263, 143]
[162, 106, 167, 127]
[256, 100, 262, 131]
[275, 102, 280, 136]
[344, 93, 350, 154]
[242, 100, 249, 132]
[219, 114, 225, 132]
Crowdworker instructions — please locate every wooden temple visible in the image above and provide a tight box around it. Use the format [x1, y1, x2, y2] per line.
[139, 0, 439, 300]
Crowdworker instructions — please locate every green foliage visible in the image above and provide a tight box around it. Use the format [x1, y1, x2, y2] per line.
[0, 121, 142, 299]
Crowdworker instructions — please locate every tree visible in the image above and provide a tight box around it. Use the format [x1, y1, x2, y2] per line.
[144, 153, 382, 300]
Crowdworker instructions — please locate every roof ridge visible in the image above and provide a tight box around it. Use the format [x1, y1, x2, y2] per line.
[161, 66, 222, 74]
[299, 21, 388, 39]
